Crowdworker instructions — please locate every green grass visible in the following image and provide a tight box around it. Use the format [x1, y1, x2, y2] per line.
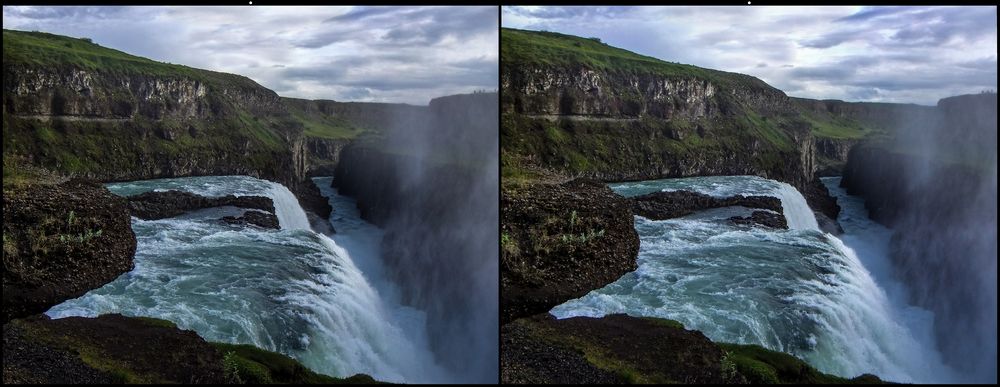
[133, 316, 178, 329]
[501, 27, 777, 93]
[283, 100, 366, 140]
[718, 343, 886, 384]
[798, 111, 873, 139]
[501, 112, 803, 183]
[638, 317, 685, 330]
[3, 29, 264, 91]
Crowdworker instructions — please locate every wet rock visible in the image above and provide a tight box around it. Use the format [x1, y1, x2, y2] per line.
[126, 190, 273, 220]
[219, 211, 279, 230]
[501, 179, 639, 324]
[814, 211, 843, 235]
[289, 180, 333, 223]
[2, 179, 136, 323]
[801, 178, 841, 223]
[729, 210, 787, 229]
[631, 190, 782, 221]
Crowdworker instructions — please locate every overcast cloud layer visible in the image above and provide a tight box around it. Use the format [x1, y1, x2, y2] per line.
[3, 6, 498, 105]
[502, 6, 997, 105]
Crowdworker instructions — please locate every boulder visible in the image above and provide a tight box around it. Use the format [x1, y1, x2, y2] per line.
[3, 179, 137, 323]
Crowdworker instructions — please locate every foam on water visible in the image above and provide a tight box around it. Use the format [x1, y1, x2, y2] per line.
[552, 175, 959, 383]
[47, 175, 448, 383]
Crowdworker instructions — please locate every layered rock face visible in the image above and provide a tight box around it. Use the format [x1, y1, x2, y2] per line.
[4, 65, 284, 120]
[3, 64, 303, 187]
[2, 30, 393, 220]
[2, 179, 137, 323]
[504, 64, 790, 118]
[501, 29, 820, 191]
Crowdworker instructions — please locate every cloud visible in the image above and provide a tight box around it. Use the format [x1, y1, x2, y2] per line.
[2, 5, 498, 105]
[501, 6, 997, 105]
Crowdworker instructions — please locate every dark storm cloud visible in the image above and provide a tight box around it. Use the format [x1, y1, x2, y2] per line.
[502, 6, 997, 105]
[2, 5, 498, 104]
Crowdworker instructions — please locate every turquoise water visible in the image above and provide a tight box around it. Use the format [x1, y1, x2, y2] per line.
[552, 175, 958, 383]
[47, 176, 448, 383]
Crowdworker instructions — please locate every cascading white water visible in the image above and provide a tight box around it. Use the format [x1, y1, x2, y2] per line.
[267, 183, 312, 231]
[47, 176, 449, 383]
[552, 175, 958, 383]
[774, 182, 820, 231]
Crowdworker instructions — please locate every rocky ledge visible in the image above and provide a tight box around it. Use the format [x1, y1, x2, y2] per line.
[220, 211, 280, 230]
[2, 179, 377, 384]
[501, 179, 640, 324]
[501, 313, 886, 384]
[631, 190, 782, 220]
[126, 190, 274, 221]
[3, 314, 379, 384]
[729, 211, 787, 229]
[3, 179, 137, 323]
[801, 178, 843, 234]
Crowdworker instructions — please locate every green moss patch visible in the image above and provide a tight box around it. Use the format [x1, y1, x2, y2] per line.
[719, 343, 887, 384]
[210, 342, 381, 384]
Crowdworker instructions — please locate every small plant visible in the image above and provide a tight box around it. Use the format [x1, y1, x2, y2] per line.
[720, 351, 738, 382]
[501, 231, 521, 257]
[560, 228, 605, 244]
[569, 210, 578, 229]
[59, 228, 102, 243]
[223, 351, 244, 384]
[67, 210, 77, 227]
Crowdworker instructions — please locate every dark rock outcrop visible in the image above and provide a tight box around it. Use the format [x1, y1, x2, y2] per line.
[3, 314, 226, 384]
[290, 180, 334, 223]
[3, 313, 376, 384]
[729, 211, 787, 229]
[501, 179, 639, 324]
[220, 211, 280, 230]
[502, 314, 730, 384]
[126, 190, 274, 221]
[501, 313, 888, 384]
[2, 179, 136, 323]
[802, 178, 843, 234]
[630, 190, 782, 221]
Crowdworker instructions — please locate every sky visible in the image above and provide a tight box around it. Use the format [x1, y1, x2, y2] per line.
[2, 6, 499, 105]
[502, 6, 997, 105]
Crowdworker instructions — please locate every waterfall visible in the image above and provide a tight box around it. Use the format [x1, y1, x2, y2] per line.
[266, 182, 312, 231]
[555, 175, 958, 383]
[774, 182, 820, 231]
[46, 175, 448, 383]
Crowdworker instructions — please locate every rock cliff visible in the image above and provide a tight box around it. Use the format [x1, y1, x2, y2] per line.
[840, 92, 997, 382]
[501, 28, 820, 190]
[1, 29, 403, 220]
